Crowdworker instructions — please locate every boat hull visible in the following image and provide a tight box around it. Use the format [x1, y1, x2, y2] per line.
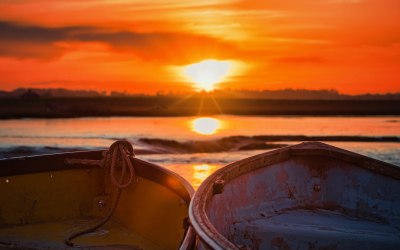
[189, 142, 400, 250]
[0, 150, 195, 250]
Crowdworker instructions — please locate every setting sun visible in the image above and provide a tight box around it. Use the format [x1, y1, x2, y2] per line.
[184, 60, 231, 92]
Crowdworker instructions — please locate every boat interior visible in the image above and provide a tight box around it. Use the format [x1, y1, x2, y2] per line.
[0, 150, 193, 250]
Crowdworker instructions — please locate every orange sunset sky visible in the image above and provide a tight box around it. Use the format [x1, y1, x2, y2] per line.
[0, 0, 399, 94]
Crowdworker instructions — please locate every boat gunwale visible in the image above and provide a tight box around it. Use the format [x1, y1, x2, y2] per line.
[0, 150, 194, 202]
[0, 150, 196, 249]
[189, 141, 400, 250]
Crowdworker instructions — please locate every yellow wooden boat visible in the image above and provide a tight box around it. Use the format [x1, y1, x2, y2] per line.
[0, 141, 195, 250]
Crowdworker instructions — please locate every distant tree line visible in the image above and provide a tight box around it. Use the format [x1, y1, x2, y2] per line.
[0, 87, 399, 100]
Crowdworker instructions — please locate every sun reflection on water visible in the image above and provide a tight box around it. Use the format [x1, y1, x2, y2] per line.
[191, 117, 223, 135]
[192, 164, 218, 189]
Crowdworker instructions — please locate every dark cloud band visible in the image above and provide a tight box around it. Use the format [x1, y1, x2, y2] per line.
[0, 20, 239, 61]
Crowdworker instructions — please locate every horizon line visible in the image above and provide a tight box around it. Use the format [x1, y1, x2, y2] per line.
[1, 87, 400, 97]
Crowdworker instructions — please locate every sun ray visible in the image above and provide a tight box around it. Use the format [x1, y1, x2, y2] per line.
[210, 94, 223, 114]
[197, 95, 205, 115]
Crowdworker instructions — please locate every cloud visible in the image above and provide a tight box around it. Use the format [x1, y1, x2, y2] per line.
[0, 21, 89, 58]
[0, 21, 92, 43]
[0, 20, 242, 63]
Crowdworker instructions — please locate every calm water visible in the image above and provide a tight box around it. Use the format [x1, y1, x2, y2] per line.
[1, 116, 399, 188]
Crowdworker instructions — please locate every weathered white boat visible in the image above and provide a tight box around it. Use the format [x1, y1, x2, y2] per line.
[190, 142, 400, 249]
[0, 141, 195, 250]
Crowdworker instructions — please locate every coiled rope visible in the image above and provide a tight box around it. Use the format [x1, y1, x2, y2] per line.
[64, 140, 136, 246]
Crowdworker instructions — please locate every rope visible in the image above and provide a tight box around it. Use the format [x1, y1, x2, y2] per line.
[64, 140, 136, 247]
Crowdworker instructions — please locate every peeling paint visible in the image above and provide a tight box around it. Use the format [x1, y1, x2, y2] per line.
[190, 142, 400, 250]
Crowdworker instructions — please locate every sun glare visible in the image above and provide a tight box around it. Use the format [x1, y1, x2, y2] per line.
[191, 117, 222, 135]
[184, 59, 231, 91]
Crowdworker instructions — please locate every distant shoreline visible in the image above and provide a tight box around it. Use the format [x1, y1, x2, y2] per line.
[1, 134, 399, 159]
[1, 97, 399, 119]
